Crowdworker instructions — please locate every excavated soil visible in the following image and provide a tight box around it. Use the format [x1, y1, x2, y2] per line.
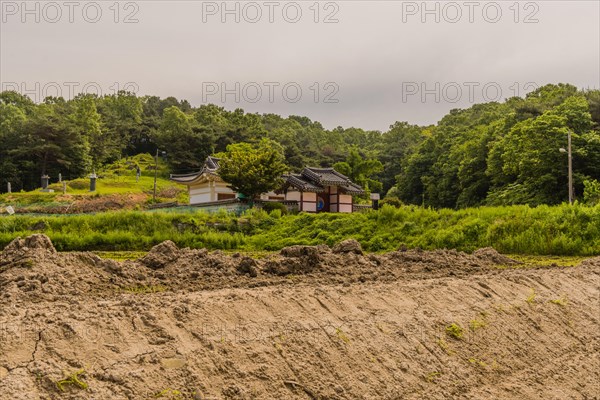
[0, 235, 598, 399]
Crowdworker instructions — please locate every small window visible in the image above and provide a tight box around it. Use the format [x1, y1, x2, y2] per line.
[217, 193, 236, 201]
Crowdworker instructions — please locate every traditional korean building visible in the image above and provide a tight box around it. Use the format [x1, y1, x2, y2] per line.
[170, 157, 237, 204]
[171, 157, 365, 213]
[281, 168, 365, 213]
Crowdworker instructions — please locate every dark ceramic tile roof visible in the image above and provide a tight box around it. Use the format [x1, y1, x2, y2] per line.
[205, 156, 220, 170]
[282, 174, 326, 192]
[172, 158, 365, 195]
[301, 167, 351, 185]
[170, 156, 220, 183]
[284, 168, 365, 195]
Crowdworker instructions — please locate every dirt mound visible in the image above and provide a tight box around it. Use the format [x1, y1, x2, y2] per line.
[16, 193, 151, 214]
[0, 236, 523, 301]
[1, 234, 56, 258]
[0, 235, 154, 302]
[140, 240, 180, 269]
[579, 256, 600, 268]
[473, 247, 521, 265]
[332, 239, 363, 254]
[264, 245, 327, 276]
[0, 235, 59, 287]
[383, 247, 514, 277]
[0, 235, 598, 399]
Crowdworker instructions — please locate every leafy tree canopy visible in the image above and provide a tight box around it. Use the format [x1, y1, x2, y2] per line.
[1, 84, 598, 209]
[217, 138, 288, 200]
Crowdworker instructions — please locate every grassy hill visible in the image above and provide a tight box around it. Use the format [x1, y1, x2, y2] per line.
[0, 154, 188, 213]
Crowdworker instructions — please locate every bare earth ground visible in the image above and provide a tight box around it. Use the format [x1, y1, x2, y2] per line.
[0, 235, 598, 400]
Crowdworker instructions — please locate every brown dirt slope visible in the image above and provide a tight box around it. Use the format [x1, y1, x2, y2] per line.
[0, 236, 598, 399]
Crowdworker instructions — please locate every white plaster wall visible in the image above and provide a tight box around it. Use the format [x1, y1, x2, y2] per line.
[190, 192, 212, 204]
[303, 202, 317, 212]
[303, 192, 317, 202]
[339, 204, 353, 213]
[286, 191, 302, 201]
[339, 194, 352, 204]
[189, 183, 212, 204]
[215, 182, 233, 190]
[190, 187, 211, 197]
[215, 187, 236, 196]
[188, 181, 235, 204]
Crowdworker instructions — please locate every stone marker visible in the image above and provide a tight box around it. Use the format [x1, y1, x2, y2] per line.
[41, 175, 49, 190]
[90, 173, 97, 192]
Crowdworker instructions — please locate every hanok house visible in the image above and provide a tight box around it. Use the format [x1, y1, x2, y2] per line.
[281, 168, 365, 213]
[170, 156, 238, 204]
[171, 157, 365, 213]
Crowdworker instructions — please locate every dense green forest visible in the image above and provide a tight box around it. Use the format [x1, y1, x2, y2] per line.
[1, 83, 599, 207]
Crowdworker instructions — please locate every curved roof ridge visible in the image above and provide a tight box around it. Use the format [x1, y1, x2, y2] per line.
[171, 171, 204, 178]
[305, 166, 335, 171]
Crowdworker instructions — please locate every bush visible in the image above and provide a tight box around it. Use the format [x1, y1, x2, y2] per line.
[68, 179, 89, 191]
[583, 179, 600, 205]
[260, 202, 288, 215]
[379, 196, 404, 208]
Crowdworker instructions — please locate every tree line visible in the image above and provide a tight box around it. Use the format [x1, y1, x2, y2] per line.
[1, 83, 599, 207]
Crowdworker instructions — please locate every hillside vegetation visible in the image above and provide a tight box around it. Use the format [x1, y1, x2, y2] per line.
[0, 154, 187, 212]
[0, 204, 598, 255]
[1, 84, 599, 208]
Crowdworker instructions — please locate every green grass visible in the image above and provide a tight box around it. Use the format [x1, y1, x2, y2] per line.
[526, 288, 537, 304]
[469, 318, 486, 331]
[508, 254, 587, 268]
[245, 203, 600, 256]
[94, 251, 147, 261]
[0, 204, 599, 256]
[445, 323, 464, 340]
[55, 369, 88, 392]
[0, 154, 188, 207]
[0, 176, 184, 204]
[549, 295, 568, 306]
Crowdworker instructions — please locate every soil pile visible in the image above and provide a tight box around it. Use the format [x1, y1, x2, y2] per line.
[0, 235, 598, 399]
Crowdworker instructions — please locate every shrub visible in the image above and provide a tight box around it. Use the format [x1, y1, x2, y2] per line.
[379, 196, 404, 208]
[68, 179, 89, 191]
[261, 202, 288, 215]
[583, 179, 600, 205]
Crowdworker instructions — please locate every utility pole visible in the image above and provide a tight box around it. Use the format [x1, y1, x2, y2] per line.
[567, 130, 573, 205]
[560, 131, 574, 205]
[153, 148, 158, 203]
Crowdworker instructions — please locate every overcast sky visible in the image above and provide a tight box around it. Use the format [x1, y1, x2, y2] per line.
[1, 0, 599, 131]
